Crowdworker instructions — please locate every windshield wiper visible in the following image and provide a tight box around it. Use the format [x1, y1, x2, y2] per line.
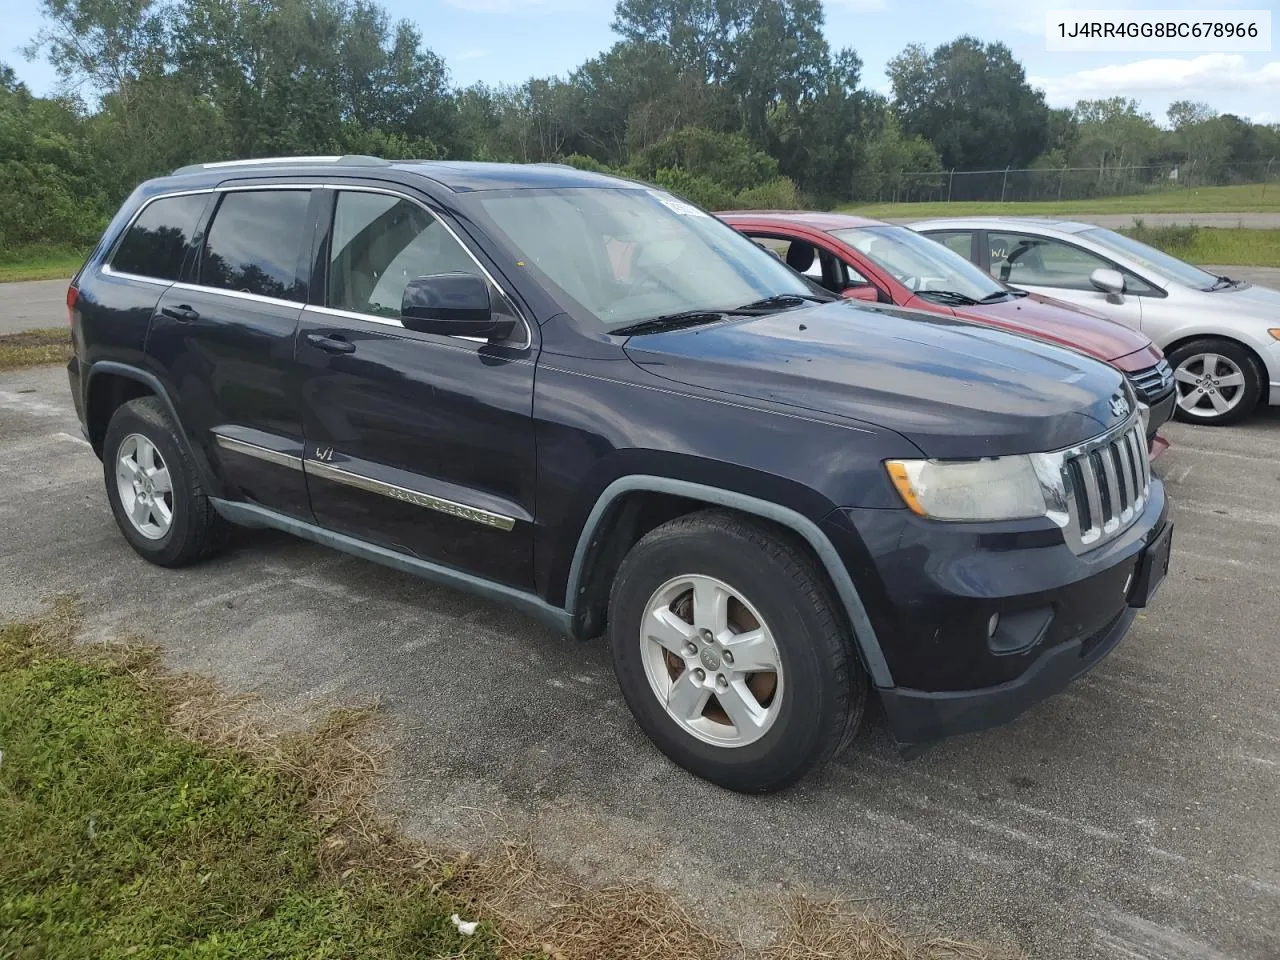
[916, 289, 979, 306]
[1209, 275, 1238, 290]
[978, 290, 1014, 303]
[613, 311, 729, 336]
[735, 293, 829, 309]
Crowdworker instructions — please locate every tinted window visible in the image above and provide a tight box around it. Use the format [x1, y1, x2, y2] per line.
[200, 190, 311, 300]
[328, 192, 484, 318]
[110, 194, 208, 281]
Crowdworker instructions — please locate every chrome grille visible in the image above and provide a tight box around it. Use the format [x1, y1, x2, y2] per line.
[1056, 419, 1151, 551]
[1127, 359, 1174, 403]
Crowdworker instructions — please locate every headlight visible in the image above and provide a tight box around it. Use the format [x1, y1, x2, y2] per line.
[885, 456, 1047, 522]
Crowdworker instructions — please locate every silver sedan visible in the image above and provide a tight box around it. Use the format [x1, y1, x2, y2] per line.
[910, 217, 1280, 426]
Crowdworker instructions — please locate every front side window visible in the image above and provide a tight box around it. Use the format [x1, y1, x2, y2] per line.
[832, 225, 1007, 302]
[986, 231, 1111, 291]
[200, 190, 312, 301]
[328, 191, 485, 318]
[110, 194, 208, 282]
[464, 187, 815, 330]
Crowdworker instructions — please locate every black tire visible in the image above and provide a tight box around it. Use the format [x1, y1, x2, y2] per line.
[608, 509, 867, 793]
[1166, 338, 1263, 426]
[102, 396, 230, 567]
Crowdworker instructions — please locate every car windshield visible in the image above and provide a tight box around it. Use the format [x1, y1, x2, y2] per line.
[831, 225, 1008, 302]
[465, 186, 817, 329]
[1080, 227, 1217, 290]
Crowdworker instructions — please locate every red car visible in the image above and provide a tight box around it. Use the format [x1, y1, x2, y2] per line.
[719, 211, 1174, 454]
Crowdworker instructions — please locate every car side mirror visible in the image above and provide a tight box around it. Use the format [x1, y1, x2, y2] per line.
[400, 273, 514, 341]
[1089, 267, 1126, 303]
[842, 284, 880, 303]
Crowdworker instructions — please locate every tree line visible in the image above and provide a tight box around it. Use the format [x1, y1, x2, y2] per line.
[3, 0, 1279, 252]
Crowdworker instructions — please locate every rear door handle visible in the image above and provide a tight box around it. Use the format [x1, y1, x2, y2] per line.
[306, 333, 356, 355]
[160, 304, 199, 323]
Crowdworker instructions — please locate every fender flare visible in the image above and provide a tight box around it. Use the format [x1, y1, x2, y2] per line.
[86, 361, 220, 495]
[563, 475, 894, 689]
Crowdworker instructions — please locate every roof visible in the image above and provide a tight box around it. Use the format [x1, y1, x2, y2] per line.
[907, 215, 1097, 234]
[717, 210, 888, 230]
[165, 156, 635, 193]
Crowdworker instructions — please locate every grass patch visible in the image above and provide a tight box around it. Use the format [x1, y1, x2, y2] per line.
[0, 246, 89, 283]
[1118, 224, 1280, 268]
[843, 183, 1280, 219]
[0, 328, 73, 372]
[0, 601, 1000, 960]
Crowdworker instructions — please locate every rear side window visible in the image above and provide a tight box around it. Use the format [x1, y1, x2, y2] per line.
[200, 190, 312, 301]
[109, 194, 208, 282]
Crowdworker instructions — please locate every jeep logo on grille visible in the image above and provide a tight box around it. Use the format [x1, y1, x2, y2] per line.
[1109, 394, 1129, 418]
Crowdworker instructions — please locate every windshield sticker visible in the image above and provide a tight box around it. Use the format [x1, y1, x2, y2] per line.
[648, 190, 708, 218]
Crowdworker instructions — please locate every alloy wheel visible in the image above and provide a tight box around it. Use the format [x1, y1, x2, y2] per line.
[639, 574, 784, 747]
[1173, 352, 1247, 419]
[115, 433, 174, 540]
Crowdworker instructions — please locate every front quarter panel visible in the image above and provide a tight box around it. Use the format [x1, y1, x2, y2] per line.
[531, 314, 921, 606]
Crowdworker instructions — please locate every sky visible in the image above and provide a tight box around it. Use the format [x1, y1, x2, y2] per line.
[5, 0, 1278, 126]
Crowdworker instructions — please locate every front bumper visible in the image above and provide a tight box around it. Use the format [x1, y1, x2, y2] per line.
[1145, 387, 1176, 438]
[822, 478, 1169, 745]
[880, 606, 1134, 743]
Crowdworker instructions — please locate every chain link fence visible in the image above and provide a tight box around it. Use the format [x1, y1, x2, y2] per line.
[881, 159, 1279, 204]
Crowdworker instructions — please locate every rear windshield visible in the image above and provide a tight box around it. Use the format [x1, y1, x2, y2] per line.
[463, 186, 814, 329]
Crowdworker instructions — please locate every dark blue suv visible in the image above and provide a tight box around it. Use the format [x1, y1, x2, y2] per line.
[66, 157, 1172, 792]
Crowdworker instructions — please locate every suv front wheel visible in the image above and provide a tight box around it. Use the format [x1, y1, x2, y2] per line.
[103, 396, 230, 567]
[608, 510, 866, 793]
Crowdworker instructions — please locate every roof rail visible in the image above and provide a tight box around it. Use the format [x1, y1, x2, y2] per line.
[170, 155, 391, 176]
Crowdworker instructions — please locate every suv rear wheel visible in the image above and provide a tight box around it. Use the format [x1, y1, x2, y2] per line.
[608, 510, 866, 793]
[103, 396, 230, 567]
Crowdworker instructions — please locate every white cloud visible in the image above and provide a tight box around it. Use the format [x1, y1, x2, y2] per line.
[1253, 111, 1277, 125]
[1031, 54, 1280, 105]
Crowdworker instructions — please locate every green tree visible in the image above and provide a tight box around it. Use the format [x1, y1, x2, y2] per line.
[887, 36, 1050, 170]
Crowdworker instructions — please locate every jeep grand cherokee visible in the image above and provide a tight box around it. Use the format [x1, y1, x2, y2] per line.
[66, 157, 1173, 793]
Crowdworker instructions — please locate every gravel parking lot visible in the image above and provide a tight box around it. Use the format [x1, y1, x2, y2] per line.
[2, 354, 1278, 958]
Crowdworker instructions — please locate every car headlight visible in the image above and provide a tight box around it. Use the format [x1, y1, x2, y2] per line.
[885, 456, 1047, 522]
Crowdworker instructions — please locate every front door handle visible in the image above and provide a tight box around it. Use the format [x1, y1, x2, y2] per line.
[160, 304, 199, 323]
[306, 332, 357, 355]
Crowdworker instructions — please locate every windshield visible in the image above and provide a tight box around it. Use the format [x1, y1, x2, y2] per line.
[831, 225, 1008, 302]
[1080, 227, 1216, 290]
[464, 187, 816, 329]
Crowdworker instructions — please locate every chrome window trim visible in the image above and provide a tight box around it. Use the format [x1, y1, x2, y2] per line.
[214, 182, 326, 192]
[214, 434, 303, 471]
[305, 459, 516, 531]
[203, 157, 341, 169]
[319, 182, 533, 350]
[304, 304, 488, 343]
[100, 263, 171, 287]
[172, 281, 305, 308]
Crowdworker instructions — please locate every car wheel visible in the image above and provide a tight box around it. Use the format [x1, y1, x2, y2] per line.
[103, 396, 230, 567]
[1167, 338, 1263, 426]
[608, 509, 866, 793]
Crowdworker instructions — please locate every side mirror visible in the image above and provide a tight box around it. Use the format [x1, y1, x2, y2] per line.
[1089, 267, 1126, 302]
[842, 285, 880, 303]
[400, 273, 514, 341]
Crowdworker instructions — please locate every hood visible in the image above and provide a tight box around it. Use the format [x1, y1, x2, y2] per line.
[623, 301, 1133, 459]
[953, 293, 1160, 370]
[1211, 280, 1280, 313]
